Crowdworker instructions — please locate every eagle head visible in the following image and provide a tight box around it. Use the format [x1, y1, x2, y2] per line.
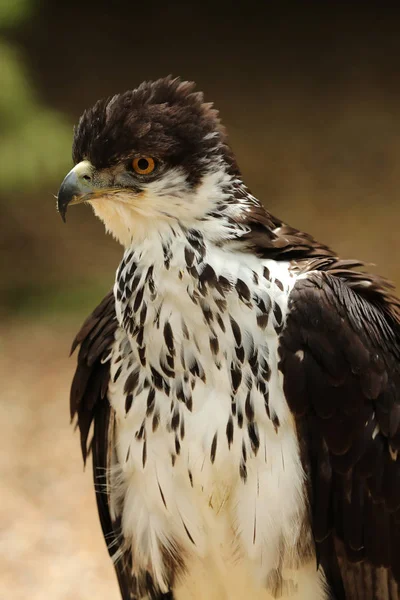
[57, 76, 242, 247]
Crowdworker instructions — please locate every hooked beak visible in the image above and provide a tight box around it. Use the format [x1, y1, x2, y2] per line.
[57, 160, 96, 222]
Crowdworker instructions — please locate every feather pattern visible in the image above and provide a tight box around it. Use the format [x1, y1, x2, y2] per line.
[70, 210, 400, 599]
[66, 76, 400, 600]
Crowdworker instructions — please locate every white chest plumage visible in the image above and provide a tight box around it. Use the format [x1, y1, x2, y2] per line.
[107, 231, 327, 599]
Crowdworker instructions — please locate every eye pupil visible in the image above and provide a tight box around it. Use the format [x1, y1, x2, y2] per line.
[132, 156, 155, 174]
[137, 158, 149, 171]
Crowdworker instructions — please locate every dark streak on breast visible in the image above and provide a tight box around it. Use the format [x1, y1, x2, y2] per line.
[210, 432, 218, 463]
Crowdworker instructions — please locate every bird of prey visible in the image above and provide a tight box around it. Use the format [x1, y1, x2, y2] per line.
[57, 76, 400, 600]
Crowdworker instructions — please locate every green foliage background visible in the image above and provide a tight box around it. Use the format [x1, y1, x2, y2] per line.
[0, 0, 117, 317]
[0, 0, 71, 193]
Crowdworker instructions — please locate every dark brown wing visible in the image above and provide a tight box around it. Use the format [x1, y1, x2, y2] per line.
[279, 271, 400, 600]
[70, 292, 135, 599]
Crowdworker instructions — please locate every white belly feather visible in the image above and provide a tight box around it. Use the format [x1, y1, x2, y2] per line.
[107, 244, 327, 599]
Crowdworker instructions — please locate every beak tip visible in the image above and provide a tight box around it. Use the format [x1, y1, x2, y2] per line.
[57, 166, 89, 222]
[56, 198, 67, 223]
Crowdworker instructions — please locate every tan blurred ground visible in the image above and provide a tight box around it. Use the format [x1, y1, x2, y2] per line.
[0, 320, 119, 599]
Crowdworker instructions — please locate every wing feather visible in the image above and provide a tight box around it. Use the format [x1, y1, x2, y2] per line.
[70, 291, 135, 599]
[279, 271, 400, 599]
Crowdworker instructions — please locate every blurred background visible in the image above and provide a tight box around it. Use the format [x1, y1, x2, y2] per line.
[2, 2, 400, 598]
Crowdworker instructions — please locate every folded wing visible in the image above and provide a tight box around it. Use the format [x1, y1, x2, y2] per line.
[279, 271, 400, 599]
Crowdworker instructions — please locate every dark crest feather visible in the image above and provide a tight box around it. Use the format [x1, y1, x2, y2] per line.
[72, 76, 237, 183]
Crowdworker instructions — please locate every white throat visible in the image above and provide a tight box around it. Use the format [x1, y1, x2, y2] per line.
[88, 167, 250, 248]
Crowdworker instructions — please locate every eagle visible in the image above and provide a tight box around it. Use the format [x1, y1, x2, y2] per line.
[57, 76, 400, 600]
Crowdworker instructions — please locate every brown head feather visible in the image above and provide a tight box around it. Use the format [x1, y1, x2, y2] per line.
[72, 76, 238, 184]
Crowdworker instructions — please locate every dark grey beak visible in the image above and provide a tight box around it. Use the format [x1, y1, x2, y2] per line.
[57, 161, 95, 222]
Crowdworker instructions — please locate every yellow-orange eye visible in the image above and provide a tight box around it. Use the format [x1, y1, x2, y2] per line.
[132, 156, 156, 175]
